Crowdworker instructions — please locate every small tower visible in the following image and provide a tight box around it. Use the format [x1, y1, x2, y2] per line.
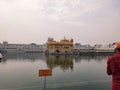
[70, 39, 73, 43]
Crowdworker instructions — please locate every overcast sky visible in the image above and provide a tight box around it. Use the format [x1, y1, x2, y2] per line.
[0, 0, 120, 45]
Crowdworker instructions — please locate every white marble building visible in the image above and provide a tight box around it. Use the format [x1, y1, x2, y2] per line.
[0, 41, 46, 53]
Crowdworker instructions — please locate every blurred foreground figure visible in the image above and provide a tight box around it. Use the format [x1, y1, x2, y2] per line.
[107, 42, 120, 90]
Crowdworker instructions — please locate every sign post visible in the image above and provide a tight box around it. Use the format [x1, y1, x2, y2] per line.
[39, 69, 52, 90]
[44, 76, 46, 90]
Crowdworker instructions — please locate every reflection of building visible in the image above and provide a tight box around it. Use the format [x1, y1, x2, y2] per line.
[45, 55, 73, 71]
[46, 37, 73, 54]
[0, 52, 45, 64]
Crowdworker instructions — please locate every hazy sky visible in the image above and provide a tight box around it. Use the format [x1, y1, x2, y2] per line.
[0, 0, 120, 45]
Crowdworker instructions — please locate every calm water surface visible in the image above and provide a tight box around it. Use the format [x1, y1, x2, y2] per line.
[0, 52, 112, 90]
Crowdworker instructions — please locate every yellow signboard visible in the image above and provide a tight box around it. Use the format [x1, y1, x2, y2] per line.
[39, 69, 52, 77]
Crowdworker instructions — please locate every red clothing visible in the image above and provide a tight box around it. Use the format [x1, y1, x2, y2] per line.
[107, 52, 120, 90]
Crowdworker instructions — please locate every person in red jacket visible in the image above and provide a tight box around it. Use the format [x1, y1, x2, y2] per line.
[107, 42, 120, 90]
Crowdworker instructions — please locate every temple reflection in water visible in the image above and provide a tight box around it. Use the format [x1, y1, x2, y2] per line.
[0, 52, 114, 90]
[45, 55, 73, 71]
[1, 52, 113, 69]
[45, 53, 113, 71]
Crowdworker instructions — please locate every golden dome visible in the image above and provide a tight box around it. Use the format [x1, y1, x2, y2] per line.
[60, 37, 69, 42]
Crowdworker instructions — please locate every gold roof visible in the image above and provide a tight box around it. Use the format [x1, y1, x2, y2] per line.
[60, 37, 69, 42]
